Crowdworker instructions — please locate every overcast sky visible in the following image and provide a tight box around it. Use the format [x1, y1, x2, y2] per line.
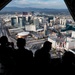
[6, 0, 67, 9]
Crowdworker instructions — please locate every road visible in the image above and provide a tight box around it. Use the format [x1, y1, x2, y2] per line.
[26, 39, 45, 50]
[0, 18, 47, 50]
[0, 18, 17, 47]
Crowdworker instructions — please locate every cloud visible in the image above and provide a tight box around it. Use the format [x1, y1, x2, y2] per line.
[7, 0, 67, 9]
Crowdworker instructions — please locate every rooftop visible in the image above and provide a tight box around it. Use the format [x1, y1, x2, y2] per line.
[17, 32, 30, 36]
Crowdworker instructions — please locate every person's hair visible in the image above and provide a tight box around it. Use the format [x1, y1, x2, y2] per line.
[43, 41, 52, 52]
[17, 38, 26, 47]
[43, 41, 52, 47]
[0, 36, 8, 45]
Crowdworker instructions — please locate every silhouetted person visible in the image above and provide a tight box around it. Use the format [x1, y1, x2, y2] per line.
[14, 38, 33, 75]
[61, 51, 75, 72]
[34, 41, 52, 73]
[0, 36, 15, 75]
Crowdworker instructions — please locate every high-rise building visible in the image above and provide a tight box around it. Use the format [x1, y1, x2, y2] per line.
[28, 16, 31, 23]
[72, 31, 75, 38]
[44, 24, 47, 36]
[18, 16, 26, 27]
[11, 17, 18, 26]
[48, 16, 53, 23]
[50, 20, 54, 26]
[18, 17, 23, 27]
[60, 18, 67, 25]
[11, 16, 26, 27]
[23, 12, 28, 15]
[33, 18, 40, 30]
[22, 17, 26, 26]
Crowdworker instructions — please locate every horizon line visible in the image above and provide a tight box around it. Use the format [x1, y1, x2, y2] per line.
[5, 6, 68, 9]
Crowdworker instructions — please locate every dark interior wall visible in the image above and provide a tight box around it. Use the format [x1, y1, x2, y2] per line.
[0, 0, 12, 10]
[64, 0, 75, 21]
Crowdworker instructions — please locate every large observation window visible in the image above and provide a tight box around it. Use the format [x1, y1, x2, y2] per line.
[0, 0, 75, 58]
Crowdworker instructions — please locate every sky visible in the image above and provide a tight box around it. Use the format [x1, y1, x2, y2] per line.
[6, 0, 67, 9]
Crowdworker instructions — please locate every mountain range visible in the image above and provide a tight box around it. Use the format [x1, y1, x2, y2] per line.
[0, 7, 70, 15]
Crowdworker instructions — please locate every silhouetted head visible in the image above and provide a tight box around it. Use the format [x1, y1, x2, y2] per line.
[62, 51, 74, 64]
[43, 41, 52, 52]
[0, 36, 8, 46]
[17, 38, 26, 48]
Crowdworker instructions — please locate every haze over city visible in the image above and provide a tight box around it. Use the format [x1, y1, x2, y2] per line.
[6, 0, 67, 9]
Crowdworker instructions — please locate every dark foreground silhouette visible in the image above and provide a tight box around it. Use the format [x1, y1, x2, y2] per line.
[0, 36, 15, 75]
[34, 41, 52, 73]
[13, 38, 33, 75]
[0, 36, 75, 74]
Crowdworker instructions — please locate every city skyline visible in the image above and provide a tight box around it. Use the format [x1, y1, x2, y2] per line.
[6, 0, 67, 9]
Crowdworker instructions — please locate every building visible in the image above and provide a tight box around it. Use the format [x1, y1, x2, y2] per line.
[28, 16, 31, 22]
[25, 25, 36, 31]
[60, 18, 67, 25]
[33, 18, 40, 30]
[22, 17, 26, 26]
[65, 41, 75, 49]
[71, 31, 75, 38]
[11, 16, 26, 27]
[48, 37, 57, 48]
[18, 17, 23, 27]
[16, 31, 30, 39]
[25, 17, 40, 32]
[44, 24, 47, 36]
[11, 17, 18, 27]
[65, 37, 75, 49]
[50, 20, 54, 26]
[18, 16, 26, 27]
[48, 36, 66, 49]
[23, 12, 28, 15]
[48, 16, 54, 23]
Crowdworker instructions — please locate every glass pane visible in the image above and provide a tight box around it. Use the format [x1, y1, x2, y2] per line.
[0, 0, 75, 58]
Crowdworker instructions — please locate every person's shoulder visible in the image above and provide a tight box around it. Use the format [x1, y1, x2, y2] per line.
[35, 49, 42, 55]
[25, 49, 33, 53]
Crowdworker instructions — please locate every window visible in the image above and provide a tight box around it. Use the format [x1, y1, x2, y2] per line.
[0, 0, 75, 57]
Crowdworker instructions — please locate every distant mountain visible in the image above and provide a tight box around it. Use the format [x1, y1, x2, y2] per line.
[0, 7, 70, 15]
